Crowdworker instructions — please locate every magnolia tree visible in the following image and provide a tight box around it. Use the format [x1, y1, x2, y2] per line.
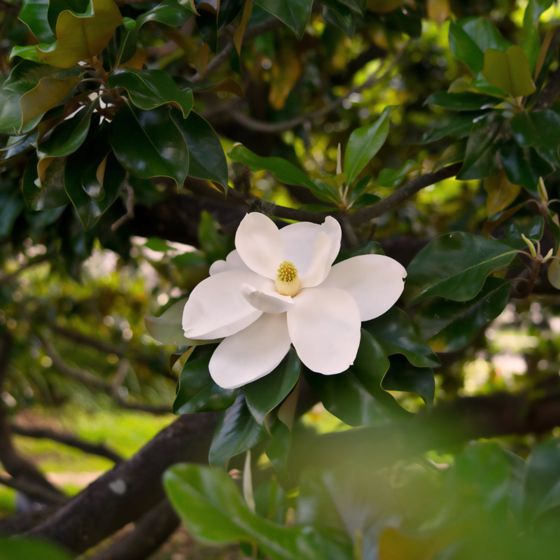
[1, 0, 560, 558]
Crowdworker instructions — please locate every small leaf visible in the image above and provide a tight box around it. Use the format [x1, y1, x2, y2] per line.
[108, 69, 193, 118]
[243, 350, 301, 425]
[344, 107, 391, 186]
[197, 211, 230, 262]
[137, 0, 195, 28]
[233, 0, 253, 54]
[382, 356, 435, 406]
[145, 298, 188, 346]
[406, 232, 517, 303]
[511, 110, 560, 168]
[110, 104, 189, 187]
[547, 250, 560, 290]
[209, 395, 265, 467]
[484, 171, 522, 215]
[482, 46, 536, 97]
[21, 153, 68, 211]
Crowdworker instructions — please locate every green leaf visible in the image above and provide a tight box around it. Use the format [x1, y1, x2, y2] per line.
[376, 159, 417, 188]
[482, 46, 536, 97]
[229, 144, 317, 190]
[164, 464, 346, 559]
[423, 113, 477, 143]
[448, 17, 510, 73]
[65, 133, 125, 228]
[110, 104, 189, 187]
[108, 69, 193, 118]
[173, 346, 236, 414]
[243, 350, 301, 425]
[458, 116, 500, 180]
[425, 91, 499, 111]
[254, 0, 313, 36]
[366, 308, 439, 368]
[343, 107, 391, 186]
[39, 104, 93, 158]
[19, 0, 55, 42]
[137, 0, 195, 28]
[406, 232, 517, 303]
[173, 111, 227, 187]
[521, 0, 554, 70]
[511, 110, 560, 168]
[0, 63, 80, 134]
[12, 0, 123, 68]
[209, 395, 265, 467]
[0, 537, 71, 560]
[416, 278, 510, 353]
[145, 297, 188, 346]
[499, 140, 540, 193]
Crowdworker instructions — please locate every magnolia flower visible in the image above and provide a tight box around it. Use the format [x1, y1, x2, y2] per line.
[182, 213, 406, 389]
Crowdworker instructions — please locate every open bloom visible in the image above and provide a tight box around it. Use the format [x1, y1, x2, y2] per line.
[182, 212, 406, 389]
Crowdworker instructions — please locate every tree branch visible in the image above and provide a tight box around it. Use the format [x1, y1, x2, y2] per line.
[26, 412, 218, 554]
[11, 424, 123, 464]
[350, 162, 462, 223]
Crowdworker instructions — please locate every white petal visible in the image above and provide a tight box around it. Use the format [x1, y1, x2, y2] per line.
[209, 313, 291, 389]
[182, 270, 264, 339]
[235, 213, 283, 278]
[287, 287, 361, 375]
[280, 216, 341, 287]
[209, 250, 248, 276]
[322, 254, 407, 321]
[241, 283, 294, 314]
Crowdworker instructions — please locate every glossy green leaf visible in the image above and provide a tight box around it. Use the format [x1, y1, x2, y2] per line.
[164, 464, 347, 559]
[416, 278, 510, 353]
[523, 439, 560, 520]
[108, 69, 193, 118]
[173, 112, 227, 187]
[145, 297, 188, 346]
[254, 0, 313, 36]
[173, 346, 236, 414]
[482, 46, 536, 97]
[376, 160, 417, 188]
[458, 116, 500, 179]
[243, 350, 301, 425]
[19, 0, 55, 42]
[12, 0, 123, 68]
[344, 107, 391, 186]
[406, 232, 517, 303]
[229, 144, 317, 190]
[0, 537, 71, 560]
[110, 105, 189, 187]
[209, 395, 265, 466]
[366, 308, 439, 368]
[39, 105, 93, 158]
[65, 150, 125, 229]
[511, 110, 560, 168]
[137, 0, 195, 28]
[499, 140, 540, 192]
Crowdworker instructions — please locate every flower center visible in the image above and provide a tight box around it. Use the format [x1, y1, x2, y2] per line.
[275, 260, 301, 296]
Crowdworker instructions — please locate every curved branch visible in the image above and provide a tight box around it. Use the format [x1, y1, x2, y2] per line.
[26, 412, 218, 554]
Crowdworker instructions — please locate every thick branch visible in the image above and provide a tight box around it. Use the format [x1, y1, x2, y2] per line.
[92, 500, 179, 560]
[26, 412, 218, 554]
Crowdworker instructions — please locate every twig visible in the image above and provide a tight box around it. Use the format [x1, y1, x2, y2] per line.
[350, 162, 462, 223]
[0, 474, 65, 505]
[11, 424, 123, 464]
